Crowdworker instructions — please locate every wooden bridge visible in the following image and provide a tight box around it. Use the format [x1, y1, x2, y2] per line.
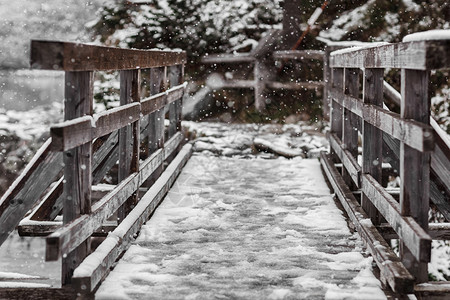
[0, 32, 449, 299]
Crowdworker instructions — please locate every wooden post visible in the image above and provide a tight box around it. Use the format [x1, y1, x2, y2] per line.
[148, 67, 165, 153]
[330, 67, 344, 163]
[362, 68, 384, 224]
[342, 68, 360, 187]
[168, 65, 181, 137]
[118, 69, 141, 223]
[322, 47, 332, 120]
[400, 69, 430, 283]
[62, 71, 94, 285]
[254, 59, 269, 112]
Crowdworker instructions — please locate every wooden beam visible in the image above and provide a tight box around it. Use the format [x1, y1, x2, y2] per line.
[30, 40, 187, 71]
[201, 54, 255, 64]
[141, 84, 185, 116]
[377, 223, 450, 240]
[329, 134, 360, 187]
[330, 40, 450, 70]
[330, 88, 434, 152]
[266, 81, 323, 90]
[0, 139, 62, 245]
[72, 144, 193, 294]
[320, 152, 414, 293]
[415, 282, 450, 300]
[273, 50, 325, 61]
[361, 174, 431, 263]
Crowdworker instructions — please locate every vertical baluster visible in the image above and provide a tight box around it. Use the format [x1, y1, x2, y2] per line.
[343, 68, 360, 187]
[330, 68, 344, 162]
[62, 71, 94, 285]
[148, 67, 165, 153]
[168, 65, 181, 137]
[400, 69, 430, 283]
[362, 68, 384, 224]
[118, 69, 141, 223]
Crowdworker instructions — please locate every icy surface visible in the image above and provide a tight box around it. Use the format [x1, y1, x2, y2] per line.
[96, 155, 385, 299]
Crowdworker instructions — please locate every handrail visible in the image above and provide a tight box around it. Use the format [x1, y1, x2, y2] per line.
[0, 40, 189, 294]
[321, 33, 450, 294]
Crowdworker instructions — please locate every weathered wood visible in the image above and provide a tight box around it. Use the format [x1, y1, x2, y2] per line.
[148, 67, 165, 158]
[342, 68, 360, 189]
[50, 103, 141, 151]
[361, 174, 431, 263]
[168, 65, 182, 137]
[30, 40, 187, 71]
[0, 287, 77, 300]
[362, 68, 384, 224]
[400, 69, 430, 283]
[45, 132, 183, 261]
[254, 60, 268, 112]
[415, 282, 450, 300]
[0, 139, 62, 245]
[377, 223, 450, 240]
[266, 81, 323, 90]
[330, 40, 450, 70]
[330, 68, 344, 139]
[140, 84, 185, 116]
[71, 144, 193, 294]
[329, 134, 360, 187]
[118, 69, 141, 223]
[273, 50, 325, 61]
[201, 54, 255, 64]
[329, 87, 434, 152]
[320, 152, 414, 293]
[62, 71, 94, 285]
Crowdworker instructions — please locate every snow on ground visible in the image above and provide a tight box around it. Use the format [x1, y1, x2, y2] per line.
[96, 127, 385, 299]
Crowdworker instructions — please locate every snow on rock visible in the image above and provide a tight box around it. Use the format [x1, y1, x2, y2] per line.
[96, 156, 384, 299]
[184, 121, 328, 159]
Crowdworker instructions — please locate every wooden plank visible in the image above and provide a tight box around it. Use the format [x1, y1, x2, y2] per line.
[30, 40, 187, 71]
[400, 69, 430, 282]
[330, 88, 434, 152]
[362, 68, 384, 224]
[273, 50, 325, 61]
[0, 139, 62, 245]
[266, 81, 323, 90]
[415, 281, 450, 300]
[220, 80, 255, 89]
[50, 103, 141, 151]
[320, 152, 414, 293]
[201, 54, 255, 64]
[0, 287, 77, 300]
[254, 60, 268, 112]
[361, 174, 432, 263]
[140, 84, 185, 116]
[330, 40, 450, 70]
[71, 144, 193, 293]
[62, 71, 93, 285]
[45, 133, 183, 261]
[329, 134, 360, 187]
[377, 223, 450, 240]
[118, 69, 141, 223]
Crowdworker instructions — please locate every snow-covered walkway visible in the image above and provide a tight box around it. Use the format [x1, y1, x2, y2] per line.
[96, 153, 386, 299]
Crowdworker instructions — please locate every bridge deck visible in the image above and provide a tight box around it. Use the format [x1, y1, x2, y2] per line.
[96, 154, 385, 299]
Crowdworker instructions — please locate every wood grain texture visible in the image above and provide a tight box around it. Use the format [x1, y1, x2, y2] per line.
[31, 40, 187, 71]
[320, 152, 414, 294]
[330, 68, 344, 139]
[330, 40, 450, 70]
[362, 68, 384, 224]
[329, 134, 360, 187]
[62, 71, 94, 285]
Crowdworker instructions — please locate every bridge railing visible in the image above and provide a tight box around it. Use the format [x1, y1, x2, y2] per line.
[0, 40, 191, 293]
[320, 35, 450, 295]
